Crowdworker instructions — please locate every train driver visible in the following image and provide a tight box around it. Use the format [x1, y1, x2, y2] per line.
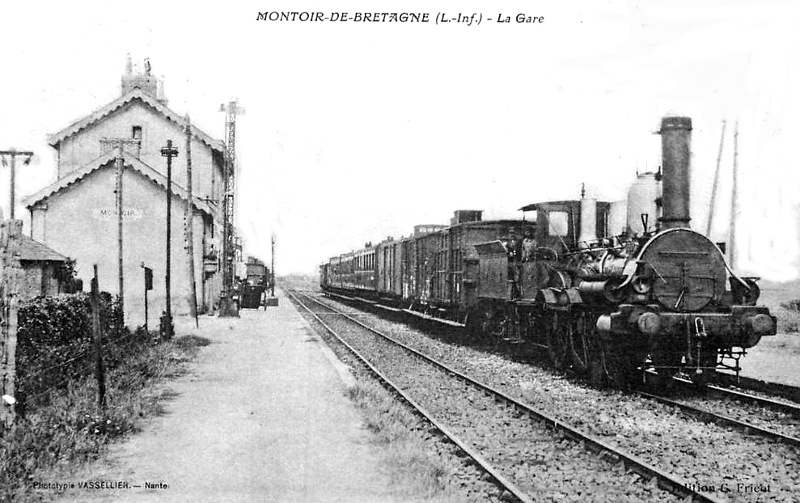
[504, 228, 521, 264]
[521, 226, 538, 262]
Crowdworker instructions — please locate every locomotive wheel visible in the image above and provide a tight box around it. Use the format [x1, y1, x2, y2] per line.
[600, 348, 635, 387]
[464, 309, 485, 338]
[504, 306, 522, 344]
[473, 305, 506, 344]
[465, 304, 494, 340]
[588, 353, 607, 386]
[601, 339, 648, 387]
[568, 321, 590, 374]
[546, 314, 570, 370]
[575, 316, 606, 383]
[524, 308, 548, 342]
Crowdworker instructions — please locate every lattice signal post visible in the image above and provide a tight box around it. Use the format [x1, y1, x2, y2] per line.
[219, 100, 243, 317]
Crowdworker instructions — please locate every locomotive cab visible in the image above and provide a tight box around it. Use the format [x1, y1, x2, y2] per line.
[514, 200, 612, 300]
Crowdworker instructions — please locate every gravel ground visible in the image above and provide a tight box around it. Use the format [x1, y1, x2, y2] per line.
[318, 293, 800, 503]
[302, 294, 681, 503]
[676, 394, 800, 441]
[294, 297, 506, 503]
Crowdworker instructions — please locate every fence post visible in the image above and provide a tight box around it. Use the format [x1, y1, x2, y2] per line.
[90, 264, 105, 411]
[1, 220, 22, 429]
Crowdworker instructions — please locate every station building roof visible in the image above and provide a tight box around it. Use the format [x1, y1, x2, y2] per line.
[23, 150, 217, 217]
[18, 234, 67, 263]
[47, 88, 225, 155]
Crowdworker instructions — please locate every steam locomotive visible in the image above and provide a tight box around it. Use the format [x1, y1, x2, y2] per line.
[236, 256, 272, 309]
[320, 116, 776, 383]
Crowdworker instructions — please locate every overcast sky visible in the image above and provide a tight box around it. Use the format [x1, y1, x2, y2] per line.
[1, 1, 798, 280]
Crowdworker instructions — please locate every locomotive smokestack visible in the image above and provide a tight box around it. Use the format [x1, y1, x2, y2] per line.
[659, 116, 692, 229]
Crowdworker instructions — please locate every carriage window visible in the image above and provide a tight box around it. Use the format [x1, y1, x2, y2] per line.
[548, 211, 569, 237]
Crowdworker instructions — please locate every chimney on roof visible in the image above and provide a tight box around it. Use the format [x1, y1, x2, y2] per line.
[121, 56, 164, 102]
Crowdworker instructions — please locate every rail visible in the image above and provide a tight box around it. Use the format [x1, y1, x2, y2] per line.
[637, 389, 800, 449]
[291, 289, 722, 503]
[286, 289, 535, 503]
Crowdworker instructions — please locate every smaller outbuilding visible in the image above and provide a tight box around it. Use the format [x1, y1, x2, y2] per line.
[17, 235, 71, 300]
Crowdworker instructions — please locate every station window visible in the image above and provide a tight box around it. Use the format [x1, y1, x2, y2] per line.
[132, 126, 142, 140]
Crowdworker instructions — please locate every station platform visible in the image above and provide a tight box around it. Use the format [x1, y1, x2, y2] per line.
[56, 289, 399, 503]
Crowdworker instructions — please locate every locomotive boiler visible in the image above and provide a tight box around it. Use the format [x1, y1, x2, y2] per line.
[320, 116, 776, 384]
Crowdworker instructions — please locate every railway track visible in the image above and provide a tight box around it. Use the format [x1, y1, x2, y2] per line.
[714, 372, 800, 406]
[637, 387, 800, 449]
[288, 288, 721, 503]
[635, 376, 800, 447]
[288, 289, 531, 503]
[325, 289, 800, 441]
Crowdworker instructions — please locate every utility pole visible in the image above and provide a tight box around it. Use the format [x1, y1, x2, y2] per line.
[160, 140, 179, 339]
[99, 138, 140, 323]
[263, 233, 278, 307]
[184, 117, 199, 328]
[219, 100, 243, 317]
[0, 149, 34, 220]
[729, 122, 740, 269]
[271, 233, 276, 297]
[115, 145, 124, 321]
[1, 220, 22, 429]
[706, 120, 726, 236]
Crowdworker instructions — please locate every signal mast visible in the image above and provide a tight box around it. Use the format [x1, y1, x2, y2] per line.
[219, 99, 243, 317]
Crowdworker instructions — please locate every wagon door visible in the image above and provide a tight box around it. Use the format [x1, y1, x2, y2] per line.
[432, 230, 450, 305]
[450, 227, 463, 306]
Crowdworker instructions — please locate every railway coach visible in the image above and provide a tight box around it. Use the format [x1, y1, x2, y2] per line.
[323, 211, 581, 323]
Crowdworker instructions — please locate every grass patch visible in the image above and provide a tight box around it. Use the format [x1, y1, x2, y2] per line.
[345, 381, 482, 503]
[0, 335, 207, 502]
[757, 283, 800, 335]
[174, 334, 212, 350]
[778, 299, 800, 334]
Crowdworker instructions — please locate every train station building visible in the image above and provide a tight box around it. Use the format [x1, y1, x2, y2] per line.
[23, 57, 226, 327]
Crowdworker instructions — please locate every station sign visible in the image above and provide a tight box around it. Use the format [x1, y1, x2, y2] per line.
[91, 208, 144, 222]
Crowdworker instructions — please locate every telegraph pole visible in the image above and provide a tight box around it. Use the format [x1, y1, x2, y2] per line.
[1, 220, 22, 428]
[0, 149, 34, 220]
[161, 140, 179, 339]
[184, 117, 199, 328]
[99, 138, 140, 323]
[706, 121, 727, 236]
[271, 234, 276, 297]
[115, 145, 124, 319]
[729, 122, 740, 269]
[0, 149, 31, 427]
